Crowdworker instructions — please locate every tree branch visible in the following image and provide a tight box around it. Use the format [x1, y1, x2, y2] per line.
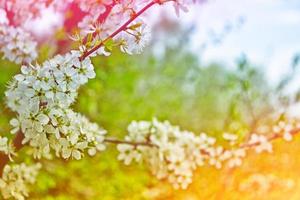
[104, 137, 158, 148]
[0, 0, 160, 176]
[1, 127, 300, 176]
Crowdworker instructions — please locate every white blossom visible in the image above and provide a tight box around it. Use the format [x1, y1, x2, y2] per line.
[0, 0, 67, 26]
[223, 132, 238, 146]
[116, 22, 151, 55]
[117, 144, 142, 165]
[5, 50, 107, 159]
[273, 120, 296, 142]
[0, 25, 37, 64]
[0, 163, 41, 200]
[226, 148, 246, 168]
[248, 134, 273, 153]
[117, 119, 221, 189]
[75, 0, 110, 16]
[0, 137, 15, 160]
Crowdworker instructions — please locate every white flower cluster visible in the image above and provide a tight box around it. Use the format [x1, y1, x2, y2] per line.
[0, 137, 15, 160]
[118, 118, 300, 189]
[0, 163, 41, 200]
[0, 9, 37, 64]
[116, 22, 151, 55]
[243, 118, 300, 154]
[77, 0, 146, 32]
[248, 134, 273, 153]
[117, 119, 206, 189]
[0, 25, 37, 64]
[0, 0, 66, 26]
[75, 0, 152, 55]
[223, 132, 238, 146]
[117, 119, 249, 189]
[273, 119, 300, 142]
[5, 50, 106, 159]
[205, 144, 246, 170]
[220, 148, 246, 168]
[76, 0, 110, 16]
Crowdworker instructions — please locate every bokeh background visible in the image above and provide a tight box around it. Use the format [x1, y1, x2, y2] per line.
[1, 0, 300, 199]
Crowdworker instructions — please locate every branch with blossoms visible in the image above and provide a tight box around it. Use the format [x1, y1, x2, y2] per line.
[2, 116, 300, 191]
[0, 0, 160, 172]
[0, 0, 196, 199]
[112, 118, 300, 189]
[79, 0, 157, 60]
[0, 0, 299, 199]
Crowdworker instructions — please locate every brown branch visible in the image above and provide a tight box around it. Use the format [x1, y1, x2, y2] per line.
[0, 131, 24, 176]
[104, 137, 158, 148]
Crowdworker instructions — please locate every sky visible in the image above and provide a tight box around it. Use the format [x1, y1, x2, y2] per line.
[170, 0, 300, 85]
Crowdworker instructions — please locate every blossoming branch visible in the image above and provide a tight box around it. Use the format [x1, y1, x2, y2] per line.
[0, 0, 299, 199]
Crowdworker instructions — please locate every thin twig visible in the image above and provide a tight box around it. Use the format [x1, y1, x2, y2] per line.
[104, 137, 158, 148]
